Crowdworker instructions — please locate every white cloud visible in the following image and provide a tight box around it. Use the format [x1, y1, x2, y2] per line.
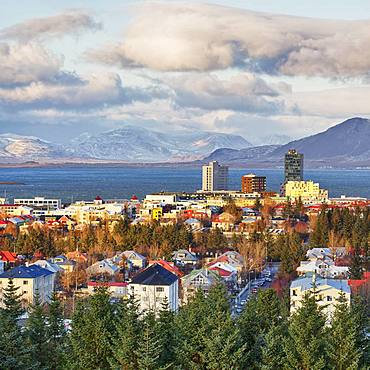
[0, 72, 155, 110]
[87, 3, 370, 78]
[166, 72, 285, 114]
[0, 10, 101, 42]
[0, 42, 63, 85]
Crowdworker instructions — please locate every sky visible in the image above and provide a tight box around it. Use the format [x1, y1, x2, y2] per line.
[0, 0, 369, 145]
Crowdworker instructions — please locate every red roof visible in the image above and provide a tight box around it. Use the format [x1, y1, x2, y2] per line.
[88, 281, 128, 287]
[209, 266, 232, 277]
[149, 260, 184, 277]
[0, 251, 17, 263]
[131, 195, 138, 201]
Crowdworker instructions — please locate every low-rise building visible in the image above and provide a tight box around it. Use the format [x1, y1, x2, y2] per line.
[284, 180, 328, 204]
[181, 268, 222, 304]
[0, 265, 55, 308]
[130, 264, 179, 314]
[86, 260, 119, 276]
[290, 274, 350, 318]
[87, 281, 128, 298]
[172, 249, 198, 266]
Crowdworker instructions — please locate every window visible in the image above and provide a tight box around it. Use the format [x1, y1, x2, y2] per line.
[292, 289, 297, 296]
[23, 290, 27, 294]
[142, 287, 146, 292]
[327, 296, 332, 301]
[23, 280, 28, 285]
[156, 287, 164, 292]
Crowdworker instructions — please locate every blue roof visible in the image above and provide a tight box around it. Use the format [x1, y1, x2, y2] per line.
[290, 275, 350, 294]
[0, 265, 54, 279]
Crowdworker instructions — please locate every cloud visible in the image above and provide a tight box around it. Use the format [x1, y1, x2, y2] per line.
[0, 10, 101, 41]
[289, 86, 370, 118]
[87, 3, 370, 78]
[0, 73, 157, 111]
[0, 42, 63, 86]
[166, 72, 285, 114]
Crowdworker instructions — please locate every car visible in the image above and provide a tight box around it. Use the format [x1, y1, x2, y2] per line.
[240, 299, 247, 305]
[266, 277, 272, 282]
[236, 307, 243, 314]
[251, 288, 258, 294]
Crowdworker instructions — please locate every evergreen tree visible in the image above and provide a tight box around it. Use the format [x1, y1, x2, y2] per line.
[25, 293, 49, 369]
[46, 293, 66, 369]
[0, 279, 31, 369]
[327, 293, 361, 370]
[284, 293, 327, 370]
[157, 298, 176, 367]
[261, 322, 288, 370]
[110, 295, 141, 370]
[135, 311, 163, 370]
[349, 245, 364, 279]
[2, 277, 24, 320]
[69, 288, 114, 370]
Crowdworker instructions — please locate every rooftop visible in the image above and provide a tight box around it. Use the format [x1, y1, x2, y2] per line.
[0, 265, 54, 279]
[131, 264, 178, 286]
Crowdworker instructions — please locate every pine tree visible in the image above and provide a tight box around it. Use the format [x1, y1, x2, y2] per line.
[0, 279, 31, 369]
[284, 293, 327, 370]
[157, 298, 176, 367]
[135, 311, 163, 370]
[326, 293, 361, 370]
[2, 277, 24, 320]
[261, 322, 288, 370]
[110, 294, 141, 370]
[46, 292, 66, 369]
[349, 245, 364, 280]
[69, 288, 114, 369]
[25, 293, 49, 369]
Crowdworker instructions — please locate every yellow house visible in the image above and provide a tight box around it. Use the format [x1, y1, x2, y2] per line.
[152, 207, 163, 221]
[0, 265, 55, 308]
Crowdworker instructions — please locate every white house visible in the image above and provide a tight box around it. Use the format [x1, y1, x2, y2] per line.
[129, 264, 178, 315]
[0, 265, 55, 308]
[86, 259, 119, 276]
[87, 281, 128, 298]
[181, 268, 222, 304]
[120, 251, 146, 269]
[290, 274, 351, 319]
[296, 260, 349, 279]
[172, 249, 198, 266]
[31, 259, 63, 274]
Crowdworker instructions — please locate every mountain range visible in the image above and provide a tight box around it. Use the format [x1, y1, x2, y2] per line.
[0, 127, 251, 163]
[1, 117, 370, 168]
[203, 117, 370, 168]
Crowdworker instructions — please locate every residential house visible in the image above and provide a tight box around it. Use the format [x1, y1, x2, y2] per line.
[172, 249, 198, 267]
[184, 218, 202, 231]
[0, 250, 17, 267]
[148, 260, 184, 278]
[290, 274, 350, 319]
[181, 268, 222, 304]
[86, 259, 119, 276]
[296, 260, 349, 279]
[211, 212, 237, 231]
[31, 259, 63, 274]
[130, 264, 179, 314]
[0, 265, 55, 308]
[50, 255, 76, 273]
[87, 281, 128, 298]
[122, 250, 146, 269]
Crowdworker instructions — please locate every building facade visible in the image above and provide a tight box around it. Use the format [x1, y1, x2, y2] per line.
[129, 264, 179, 314]
[14, 197, 62, 210]
[202, 161, 229, 191]
[284, 149, 303, 182]
[284, 180, 328, 204]
[0, 265, 55, 308]
[241, 174, 266, 193]
[290, 274, 350, 319]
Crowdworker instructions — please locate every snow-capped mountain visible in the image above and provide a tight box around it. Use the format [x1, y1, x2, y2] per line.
[0, 127, 251, 162]
[67, 126, 252, 162]
[0, 134, 64, 160]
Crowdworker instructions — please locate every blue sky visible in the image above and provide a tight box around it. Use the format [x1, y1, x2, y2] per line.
[0, 1, 369, 144]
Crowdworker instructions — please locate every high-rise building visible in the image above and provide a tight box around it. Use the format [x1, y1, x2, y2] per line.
[202, 161, 228, 191]
[284, 149, 303, 182]
[241, 173, 266, 193]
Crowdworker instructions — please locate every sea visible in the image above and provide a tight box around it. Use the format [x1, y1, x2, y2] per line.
[0, 166, 369, 203]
